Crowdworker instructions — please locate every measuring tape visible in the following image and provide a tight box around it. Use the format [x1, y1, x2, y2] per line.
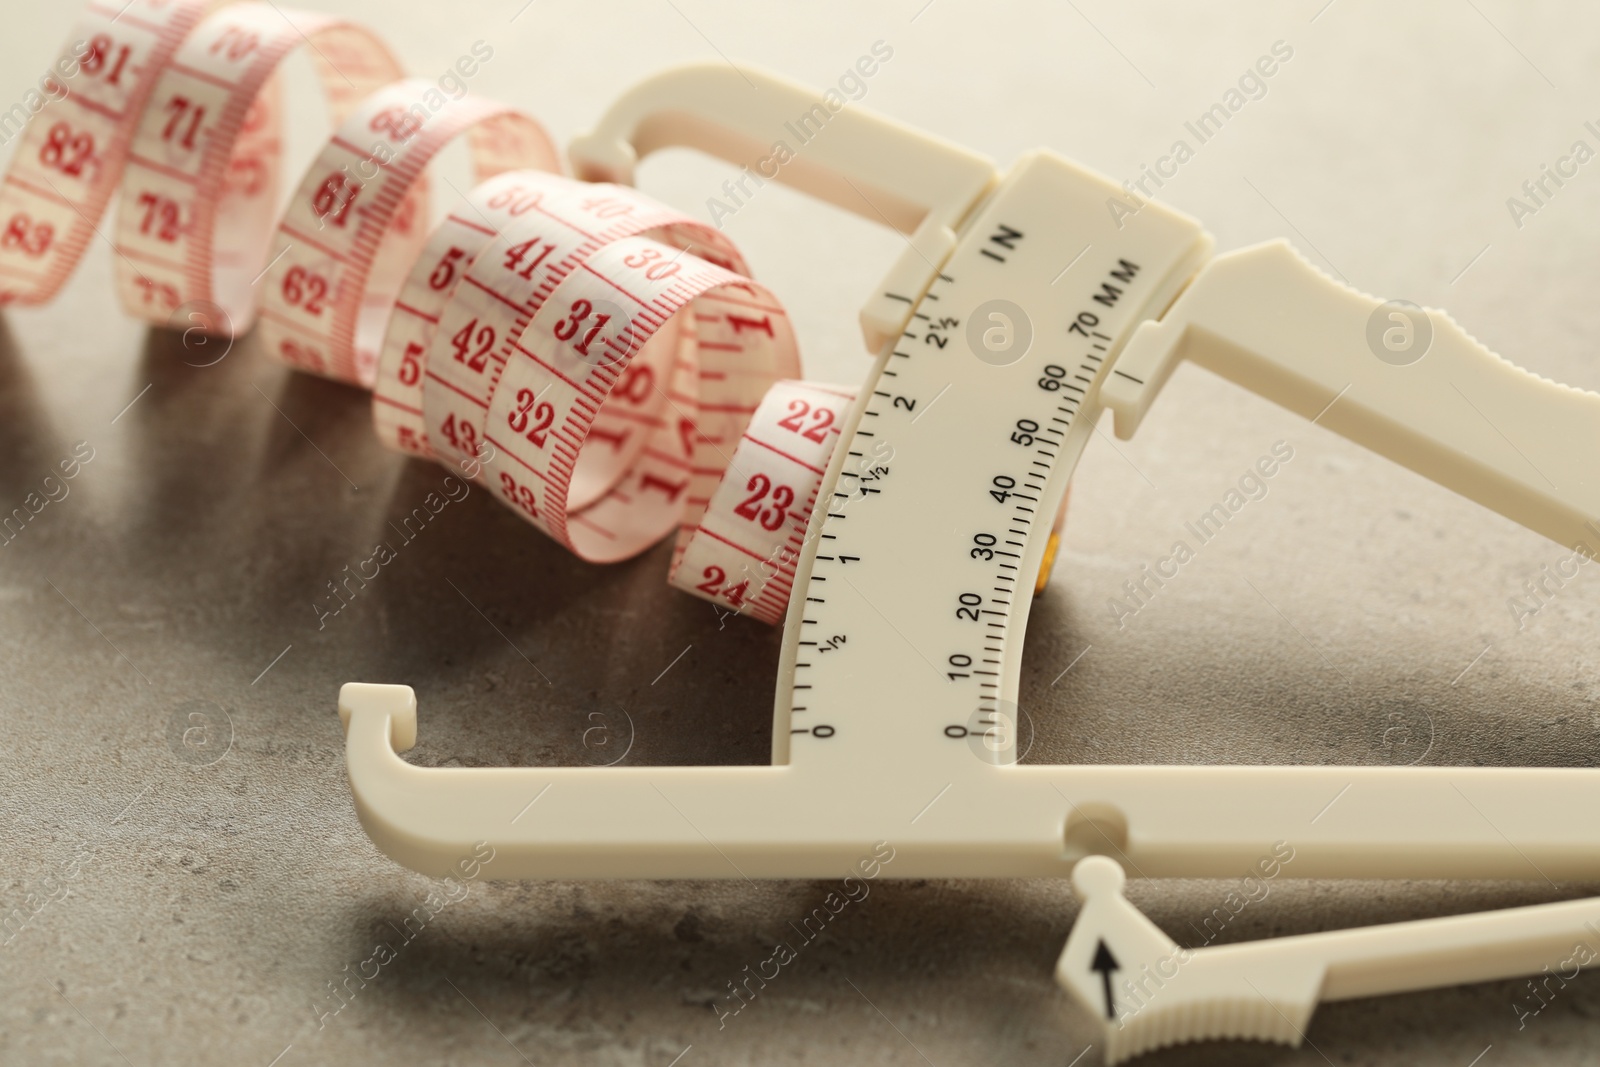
[336, 62, 1600, 1059]
[111, 3, 405, 327]
[0, 0, 851, 620]
[255, 77, 556, 385]
[0, 0, 209, 305]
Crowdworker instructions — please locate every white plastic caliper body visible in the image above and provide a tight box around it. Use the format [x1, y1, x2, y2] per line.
[337, 62, 1600, 1056]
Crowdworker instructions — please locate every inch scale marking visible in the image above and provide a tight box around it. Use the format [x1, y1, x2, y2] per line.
[777, 151, 1205, 768]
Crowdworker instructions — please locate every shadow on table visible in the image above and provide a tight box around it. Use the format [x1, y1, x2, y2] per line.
[0, 314, 67, 497]
[101, 324, 780, 765]
[322, 874, 1600, 1065]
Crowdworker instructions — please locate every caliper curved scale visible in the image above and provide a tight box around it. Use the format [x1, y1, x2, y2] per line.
[337, 63, 1600, 1055]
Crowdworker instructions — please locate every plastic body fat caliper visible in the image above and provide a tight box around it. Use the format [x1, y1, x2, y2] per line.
[323, 64, 1600, 1057]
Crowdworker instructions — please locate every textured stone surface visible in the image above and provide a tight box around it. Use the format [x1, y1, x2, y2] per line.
[2, 1, 1599, 1064]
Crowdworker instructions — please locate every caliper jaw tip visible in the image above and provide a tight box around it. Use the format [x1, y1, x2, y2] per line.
[1101, 316, 1186, 442]
[567, 131, 635, 185]
[338, 681, 418, 753]
[1098, 232, 1232, 442]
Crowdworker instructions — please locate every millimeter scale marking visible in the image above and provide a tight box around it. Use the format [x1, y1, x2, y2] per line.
[340, 65, 1600, 889]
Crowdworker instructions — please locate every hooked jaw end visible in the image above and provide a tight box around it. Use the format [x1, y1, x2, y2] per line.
[338, 682, 418, 753]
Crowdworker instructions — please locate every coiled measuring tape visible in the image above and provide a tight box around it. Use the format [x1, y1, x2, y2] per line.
[0, 0, 850, 622]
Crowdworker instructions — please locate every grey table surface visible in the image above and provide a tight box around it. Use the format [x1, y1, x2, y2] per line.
[3, 1, 1600, 1064]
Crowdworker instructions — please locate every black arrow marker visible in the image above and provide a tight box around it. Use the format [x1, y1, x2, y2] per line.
[1090, 939, 1120, 1019]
